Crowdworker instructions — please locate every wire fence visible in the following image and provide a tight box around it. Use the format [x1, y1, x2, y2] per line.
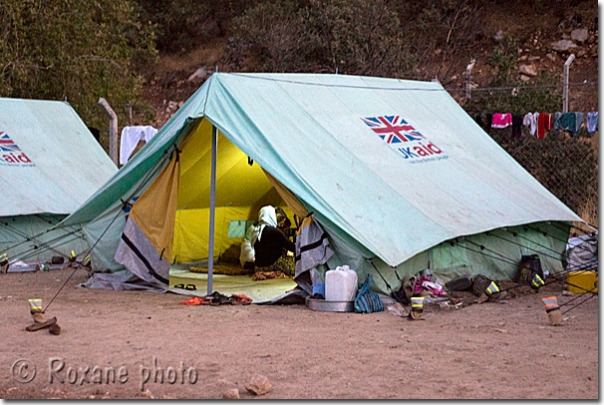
[488, 126, 598, 229]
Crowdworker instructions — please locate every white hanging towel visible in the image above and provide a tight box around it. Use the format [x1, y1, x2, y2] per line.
[119, 125, 158, 164]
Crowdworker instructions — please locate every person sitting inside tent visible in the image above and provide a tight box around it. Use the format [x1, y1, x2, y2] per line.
[239, 205, 295, 270]
[275, 206, 292, 238]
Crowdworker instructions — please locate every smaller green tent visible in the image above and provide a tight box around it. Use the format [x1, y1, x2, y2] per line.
[0, 98, 117, 264]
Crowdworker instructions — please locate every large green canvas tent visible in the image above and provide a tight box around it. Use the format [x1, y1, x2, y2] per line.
[56, 73, 583, 296]
[0, 98, 118, 264]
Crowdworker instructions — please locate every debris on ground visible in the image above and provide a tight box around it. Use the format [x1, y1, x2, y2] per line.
[245, 374, 272, 396]
[223, 388, 240, 399]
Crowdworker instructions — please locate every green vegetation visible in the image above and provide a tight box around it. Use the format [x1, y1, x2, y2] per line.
[1, 0, 158, 147]
[226, 0, 411, 76]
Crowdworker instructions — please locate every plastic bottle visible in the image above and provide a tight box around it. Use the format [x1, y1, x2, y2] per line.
[325, 265, 358, 302]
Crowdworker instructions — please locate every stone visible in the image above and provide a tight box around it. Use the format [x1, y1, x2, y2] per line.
[245, 374, 273, 396]
[546, 53, 557, 61]
[519, 74, 531, 82]
[528, 56, 541, 61]
[551, 39, 577, 52]
[571, 28, 589, 43]
[519, 64, 537, 77]
[166, 101, 179, 112]
[222, 388, 240, 399]
[187, 67, 208, 83]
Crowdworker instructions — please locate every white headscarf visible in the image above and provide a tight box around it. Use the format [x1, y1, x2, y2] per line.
[251, 205, 277, 244]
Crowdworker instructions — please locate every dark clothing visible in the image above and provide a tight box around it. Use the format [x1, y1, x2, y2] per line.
[254, 226, 295, 267]
[512, 114, 523, 138]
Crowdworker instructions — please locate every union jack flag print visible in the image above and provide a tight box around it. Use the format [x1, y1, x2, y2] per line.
[362, 116, 424, 143]
[0, 132, 22, 152]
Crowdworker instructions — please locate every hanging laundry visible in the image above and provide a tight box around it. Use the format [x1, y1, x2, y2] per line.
[586, 112, 598, 135]
[574, 112, 585, 136]
[512, 114, 523, 138]
[522, 112, 539, 136]
[491, 113, 513, 128]
[537, 112, 552, 139]
[119, 125, 159, 165]
[485, 113, 493, 131]
[552, 112, 562, 136]
[472, 115, 485, 129]
[554, 112, 583, 136]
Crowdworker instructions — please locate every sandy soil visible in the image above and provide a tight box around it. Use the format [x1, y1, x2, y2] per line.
[0, 267, 598, 400]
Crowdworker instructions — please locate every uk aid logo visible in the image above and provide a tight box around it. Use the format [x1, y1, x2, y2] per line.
[361, 116, 449, 163]
[0, 132, 34, 166]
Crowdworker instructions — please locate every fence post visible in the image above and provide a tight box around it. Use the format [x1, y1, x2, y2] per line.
[98, 98, 119, 166]
[466, 59, 476, 99]
[563, 54, 575, 113]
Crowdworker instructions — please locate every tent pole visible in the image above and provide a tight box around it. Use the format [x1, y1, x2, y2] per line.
[207, 125, 218, 295]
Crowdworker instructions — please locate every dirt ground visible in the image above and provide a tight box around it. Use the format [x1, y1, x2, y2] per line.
[0, 267, 598, 400]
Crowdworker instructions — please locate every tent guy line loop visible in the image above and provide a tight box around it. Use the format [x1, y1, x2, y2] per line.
[44, 140, 181, 312]
[8, 235, 86, 264]
[560, 293, 597, 315]
[494, 229, 566, 257]
[487, 229, 596, 269]
[44, 203, 127, 313]
[449, 238, 598, 295]
[557, 284, 599, 309]
[523, 223, 597, 248]
[0, 222, 86, 261]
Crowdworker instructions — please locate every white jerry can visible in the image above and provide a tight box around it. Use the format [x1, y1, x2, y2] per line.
[325, 265, 358, 302]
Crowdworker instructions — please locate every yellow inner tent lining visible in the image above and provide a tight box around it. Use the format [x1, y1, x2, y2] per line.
[164, 119, 293, 263]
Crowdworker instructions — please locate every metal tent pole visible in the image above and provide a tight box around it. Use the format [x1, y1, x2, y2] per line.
[98, 98, 119, 166]
[562, 54, 575, 113]
[207, 125, 218, 295]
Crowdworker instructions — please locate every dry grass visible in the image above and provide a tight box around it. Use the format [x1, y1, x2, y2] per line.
[578, 196, 599, 228]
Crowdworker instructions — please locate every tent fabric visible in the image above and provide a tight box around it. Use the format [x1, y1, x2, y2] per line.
[0, 98, 117, 262]
[264, 170, 309, 219]
[55, 73, 583, 294]
[201, 74, 582, 267]
[0, 98, 117, 216]
[0, 214, 90, 262]
[114, 218, 171, 287]
[129, 151, 180, 260]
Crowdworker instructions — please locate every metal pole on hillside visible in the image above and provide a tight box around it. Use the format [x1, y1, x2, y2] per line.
[207, 125, 218, 295]
[466, 59, 476, 99]
[98, 98, 119, 166]
[563, 54, 575, 113]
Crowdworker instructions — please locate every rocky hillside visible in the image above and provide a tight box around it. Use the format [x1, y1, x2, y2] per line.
[139, 2, 598, 128]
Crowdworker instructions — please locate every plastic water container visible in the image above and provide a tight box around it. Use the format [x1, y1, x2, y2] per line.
[325, 265, 358, 302]
[312, 283, 325, 297]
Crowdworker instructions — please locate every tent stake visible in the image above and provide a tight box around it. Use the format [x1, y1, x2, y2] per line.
[207, 125, 218, 295]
